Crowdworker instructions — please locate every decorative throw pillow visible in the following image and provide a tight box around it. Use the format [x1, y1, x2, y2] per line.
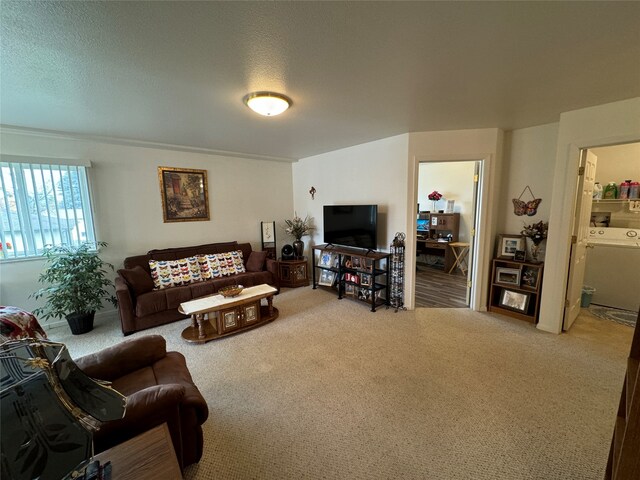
[149, 259, 184, 289]
[219, 250, 246, 276]
[200, 254, 223, 280]
[149, 257, 204, 289]
[246, 250, 267, 272]
[178, 256, 203, 284]
[200, 250, 246, 277]
[118, 266, 155, 296]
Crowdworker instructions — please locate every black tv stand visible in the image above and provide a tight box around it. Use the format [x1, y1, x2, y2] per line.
[312, 244, 390, 312]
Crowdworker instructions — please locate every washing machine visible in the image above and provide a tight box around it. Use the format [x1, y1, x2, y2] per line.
[584, 228, 640, 312]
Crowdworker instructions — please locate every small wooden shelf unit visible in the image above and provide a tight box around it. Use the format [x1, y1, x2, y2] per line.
[312, 244, 390, 312]
[488, 258, 544, 323]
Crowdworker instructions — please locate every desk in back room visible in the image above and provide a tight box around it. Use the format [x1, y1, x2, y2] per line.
[416, 237, 454, 272]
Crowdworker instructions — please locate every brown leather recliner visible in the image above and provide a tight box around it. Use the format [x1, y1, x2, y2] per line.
[75, 335, 208, 470]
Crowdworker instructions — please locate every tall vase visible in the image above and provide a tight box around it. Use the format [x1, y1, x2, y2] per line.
[526, 238, 544, 263]
[293, 239, 304, 258]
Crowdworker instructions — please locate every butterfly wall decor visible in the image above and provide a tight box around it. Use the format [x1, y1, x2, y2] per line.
[513, 186, 542, 216]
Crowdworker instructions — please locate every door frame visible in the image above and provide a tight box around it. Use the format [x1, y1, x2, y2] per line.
[408, 154, 490, 311]
[539, 135, 640, 333]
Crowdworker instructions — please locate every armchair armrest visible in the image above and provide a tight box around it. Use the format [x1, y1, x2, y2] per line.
[92, 384, 185, 455]
[115, 276, 136, 335]
[75, 335, 167, 381]
[266, 258, 280, 289]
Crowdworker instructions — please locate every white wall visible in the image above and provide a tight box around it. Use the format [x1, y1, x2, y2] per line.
[540, 97, 640, 333]
[590, 142, 640, 229]
[418, 161, 476, 243]
[591, 142, 640, 186]
[0, 128, 294, 325]
[499, 124, 559, 239]
[291, 134, 410, 254]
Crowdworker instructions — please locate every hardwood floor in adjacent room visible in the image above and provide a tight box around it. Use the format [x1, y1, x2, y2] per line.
[415, 265, 468, 308]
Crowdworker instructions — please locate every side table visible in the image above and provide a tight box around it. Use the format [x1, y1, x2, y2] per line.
[278, 257, 309, 288]
[94, 423, 182, 479]
[447, 242, 470, 275]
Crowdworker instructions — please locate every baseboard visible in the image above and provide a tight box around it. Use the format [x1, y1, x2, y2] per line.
[43, 309, 119, 330]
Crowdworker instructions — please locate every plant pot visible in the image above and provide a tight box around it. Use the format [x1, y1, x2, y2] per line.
[66, 311, 95, 335]
[293, 239, 304, 258]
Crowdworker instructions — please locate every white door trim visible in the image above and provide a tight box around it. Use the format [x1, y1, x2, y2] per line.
[539, 135, 640, 333]
[407, 153, 492, 311]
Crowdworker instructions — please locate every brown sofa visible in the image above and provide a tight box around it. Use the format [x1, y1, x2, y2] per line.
[75, 335, 208, 470]
[116, 241, 279, 335]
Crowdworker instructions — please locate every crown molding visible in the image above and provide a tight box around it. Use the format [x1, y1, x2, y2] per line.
[0, 125, 298, 163]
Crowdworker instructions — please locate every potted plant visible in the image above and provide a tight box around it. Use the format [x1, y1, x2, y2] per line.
[284, 213, 314, 258]
[32, 242, 117, 335]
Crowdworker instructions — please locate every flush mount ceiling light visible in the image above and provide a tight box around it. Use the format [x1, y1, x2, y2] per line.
[243, 91, 291, 116]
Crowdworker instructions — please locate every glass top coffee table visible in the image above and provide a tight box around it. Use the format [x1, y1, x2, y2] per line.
[178, 284, 278, 344]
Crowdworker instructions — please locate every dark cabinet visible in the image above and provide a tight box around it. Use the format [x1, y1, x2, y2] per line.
[278, 258, 309, 288]
[219, 301, 260, 334]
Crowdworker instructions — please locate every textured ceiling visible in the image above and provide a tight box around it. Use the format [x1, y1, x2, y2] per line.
[1, 1, 639, 161]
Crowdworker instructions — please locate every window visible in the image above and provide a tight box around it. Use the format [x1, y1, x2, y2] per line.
[0, 159, 96, 259]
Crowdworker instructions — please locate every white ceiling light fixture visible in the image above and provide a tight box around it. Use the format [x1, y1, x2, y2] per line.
[243, 91, 291, 116]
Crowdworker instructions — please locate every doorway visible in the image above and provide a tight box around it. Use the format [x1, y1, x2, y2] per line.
[415, 160, 481, 308]
[563, 142, 640, 330]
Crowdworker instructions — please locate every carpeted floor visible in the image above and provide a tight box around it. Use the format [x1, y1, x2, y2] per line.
[48, 287, 634, 480]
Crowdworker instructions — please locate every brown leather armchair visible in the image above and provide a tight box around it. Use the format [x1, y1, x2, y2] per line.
[75, 335, 208, 470]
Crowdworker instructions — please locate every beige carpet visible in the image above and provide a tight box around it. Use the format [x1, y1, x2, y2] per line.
[48, 287, 634, 480]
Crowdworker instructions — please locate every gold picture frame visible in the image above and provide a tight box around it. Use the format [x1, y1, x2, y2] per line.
[158, 167, 210, 223]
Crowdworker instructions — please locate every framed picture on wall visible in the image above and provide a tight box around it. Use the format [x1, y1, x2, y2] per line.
[158, 167, 209, 222]
[497, 234, 525, 259]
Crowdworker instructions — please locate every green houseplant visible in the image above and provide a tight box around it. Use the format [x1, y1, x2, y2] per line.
[32, 242, 117, 335]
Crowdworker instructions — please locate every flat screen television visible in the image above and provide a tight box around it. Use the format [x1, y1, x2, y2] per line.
[323, 205, 378, 250]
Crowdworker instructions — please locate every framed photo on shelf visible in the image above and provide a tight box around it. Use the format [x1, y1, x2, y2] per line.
[345, 273, 359, 284]
[318, 270, 336, 287]
[330, 253, 340, 268]
[514, 250, 526, 262]
[521, 266, 540, 289]
[497, 234, 525, 259]
[345, 284, 356, 296]
[360, 273, 371, 286]
[318, 252, 332, 267]
[358, 288, 372, 301]
[499, 289, 530, 313]
[351, 257, 361, 269]
[495, 267, 521, 286]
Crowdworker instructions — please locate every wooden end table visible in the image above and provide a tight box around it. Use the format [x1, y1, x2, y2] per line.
[179, 284, 278, 344]
[93, 423, 181, 480]
[278, 257, 309, 288]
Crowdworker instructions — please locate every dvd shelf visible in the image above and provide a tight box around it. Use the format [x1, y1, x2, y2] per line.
[312, 244, 390, 312]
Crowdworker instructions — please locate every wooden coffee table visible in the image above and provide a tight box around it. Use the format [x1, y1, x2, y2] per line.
[179, 284, 278, 344]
